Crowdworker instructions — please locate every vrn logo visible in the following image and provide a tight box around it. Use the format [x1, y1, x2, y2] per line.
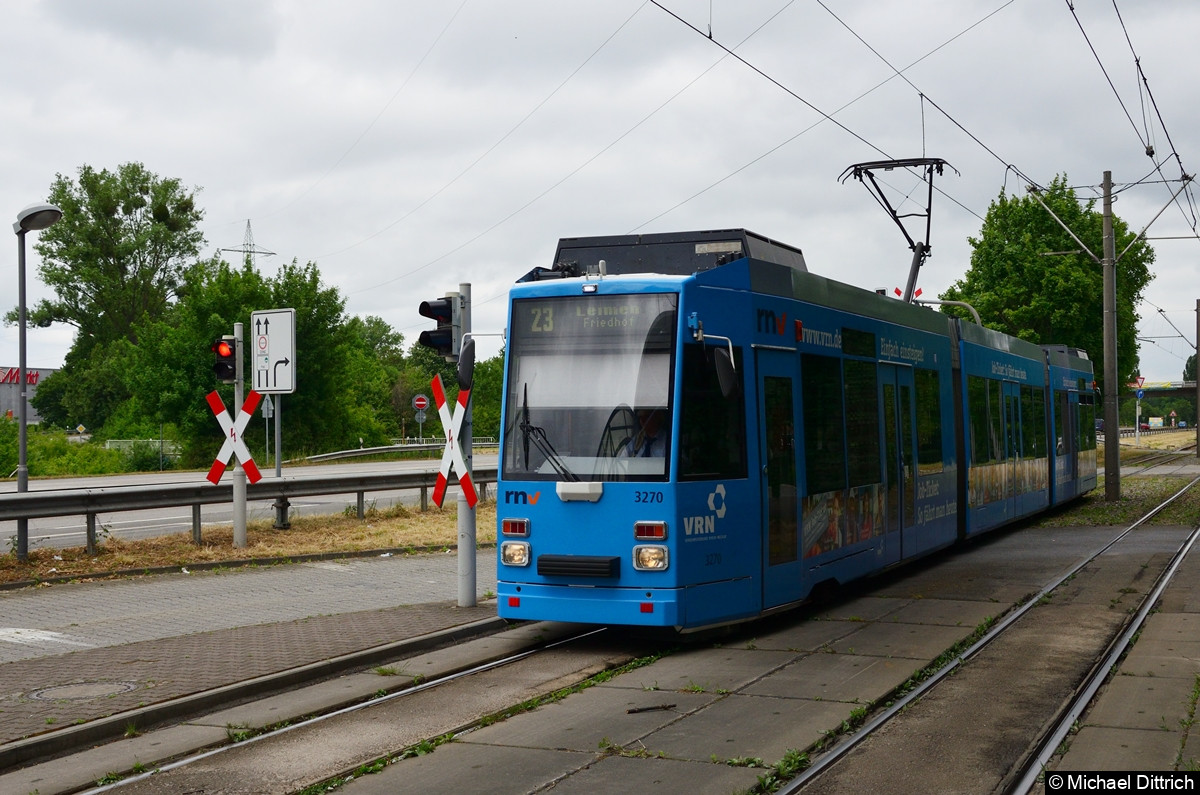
[756, 308, 801, 341]
[504, 490, 541, 505]
[684, 484, 727, 536]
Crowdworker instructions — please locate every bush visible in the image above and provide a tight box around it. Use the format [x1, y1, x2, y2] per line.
[28, 432, 122, 476]
[120, 440, 174, 472]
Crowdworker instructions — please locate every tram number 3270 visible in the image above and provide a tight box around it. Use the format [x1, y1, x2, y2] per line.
[634, 491, 664, 503]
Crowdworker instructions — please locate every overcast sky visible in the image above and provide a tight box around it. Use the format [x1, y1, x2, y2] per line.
[3, 0, 1197, 383]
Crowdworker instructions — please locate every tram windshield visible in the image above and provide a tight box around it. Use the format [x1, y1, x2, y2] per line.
[503, 292, 677, 482]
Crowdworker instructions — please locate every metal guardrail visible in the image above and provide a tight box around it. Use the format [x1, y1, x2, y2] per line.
[302, 441, 499, 463]
[0, 466, 498, 554]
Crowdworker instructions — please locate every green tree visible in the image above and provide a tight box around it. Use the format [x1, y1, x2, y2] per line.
[470, 352, 504, 440]
[22, 162, 204, 351]
[941, 175, 1154, 396]
[1185, 353, 1196, 383]
[127, 258, 406, 463]
[22, 163, 205, 433]
[342, 315, 405, 442]
[127, 257, 271, 464]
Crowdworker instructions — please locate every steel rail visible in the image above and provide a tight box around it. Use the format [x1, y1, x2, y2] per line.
[779, 476, 1200, 794]
[1013, 475, 1200, 792]
[81, 625, 607, 794]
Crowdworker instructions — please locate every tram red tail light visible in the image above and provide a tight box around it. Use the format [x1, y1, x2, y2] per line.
[502, 518, 529, 537]
[634, 521, 667, 540]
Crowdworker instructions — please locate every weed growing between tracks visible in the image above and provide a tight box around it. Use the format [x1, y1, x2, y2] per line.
[0, 501, 497, 586]
[1032, 475, 1200, 528]
[293, 652, 671, 794]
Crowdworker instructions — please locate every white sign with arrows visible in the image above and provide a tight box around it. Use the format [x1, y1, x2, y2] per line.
[251, 308, 296, 394]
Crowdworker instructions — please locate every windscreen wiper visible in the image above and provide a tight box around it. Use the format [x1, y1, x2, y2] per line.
[519, 384, 580, 482]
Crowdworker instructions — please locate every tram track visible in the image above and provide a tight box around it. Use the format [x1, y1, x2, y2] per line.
[79, 626, 624, 795]
[1123, 446, 1197, 472]
[16, 483, 1199, 794]
[782, 475, 1200, 795]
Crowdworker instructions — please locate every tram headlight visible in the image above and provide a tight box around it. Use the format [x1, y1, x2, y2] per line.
[633, 545, 668, 571]
[501, 541, 531, 567]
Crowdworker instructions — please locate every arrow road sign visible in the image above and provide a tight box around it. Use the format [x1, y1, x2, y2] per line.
[207, 390, 263, 484]
[251, 308, 296, 394]
[430, 374, 476, 508]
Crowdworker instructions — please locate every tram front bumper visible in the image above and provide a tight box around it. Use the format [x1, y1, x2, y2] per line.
[497, 581, 683, 627]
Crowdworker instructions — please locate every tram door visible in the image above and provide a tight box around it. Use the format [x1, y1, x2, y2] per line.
[880, 365, 916, 563]
[1055, 389, 1079, 498]
[757, 350, 804, 608]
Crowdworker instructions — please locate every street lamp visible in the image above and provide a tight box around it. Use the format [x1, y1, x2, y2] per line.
[13, 202, 62, 562]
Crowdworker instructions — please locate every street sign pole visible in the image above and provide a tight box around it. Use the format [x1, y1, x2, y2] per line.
[456, 283, 475, 609]
[233, 322, 247, 548]
[251, 308, 296, 529]
[1136, 390, 1143, 447]
[274, 394, 288, 528]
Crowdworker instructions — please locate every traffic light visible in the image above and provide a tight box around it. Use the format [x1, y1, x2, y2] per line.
[418, 292, 461, 361]
[212, 336, 236, 383]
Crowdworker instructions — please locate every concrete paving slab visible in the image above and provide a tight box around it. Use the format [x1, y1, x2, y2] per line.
[190, 671, 387, 731]
[460, 686, 718, 754]
[640, 693, 848, 764]
[743, 652, 916, 703]
[745, 619, 865, 653]
[882, 597, 1004, 628]
[339, 741, 594, 795]
[0, 722, 227, 795]
[1083, 675, 1193, 732]
[539, 752, 763, 794]
[828, 620, 968, 660]
[1057, 725, 1183, 771]
[870, 527, 1116, 604]
[598, 646, 797, 694]
[1119, 641, 1200, 679]
[1139, 613, 1200, 643]
[812, 596, 908, 622]
[1154, 547, 1200, 613]
[1179, 724, 1200, 769]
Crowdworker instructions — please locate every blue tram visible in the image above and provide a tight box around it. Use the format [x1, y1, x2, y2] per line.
[495, 229, 1097, 630]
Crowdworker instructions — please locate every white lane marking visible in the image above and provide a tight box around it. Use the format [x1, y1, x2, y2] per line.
[0, 628, 95, 648]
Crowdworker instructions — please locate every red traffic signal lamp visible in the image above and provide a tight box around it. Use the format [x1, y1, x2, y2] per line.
[212, 336, 236, 383]
[418, 293, 461, 361]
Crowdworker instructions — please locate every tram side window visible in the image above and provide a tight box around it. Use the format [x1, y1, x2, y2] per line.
[1055, 392, 1070, 454]
[915, 369, 943, 474]
[967, 375, 992, 465]
[1079, 393, 1096, 451]
[987, 380, 1004, 462]
[802, 354, 846, 494]
[1021, 386, 1047, 459]
[679, 343, 747, 480]
[844, 360, 880, 487]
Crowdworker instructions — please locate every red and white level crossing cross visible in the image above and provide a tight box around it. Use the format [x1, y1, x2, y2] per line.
[206, 390, 263, 485]
[430, 374, 476, 508]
